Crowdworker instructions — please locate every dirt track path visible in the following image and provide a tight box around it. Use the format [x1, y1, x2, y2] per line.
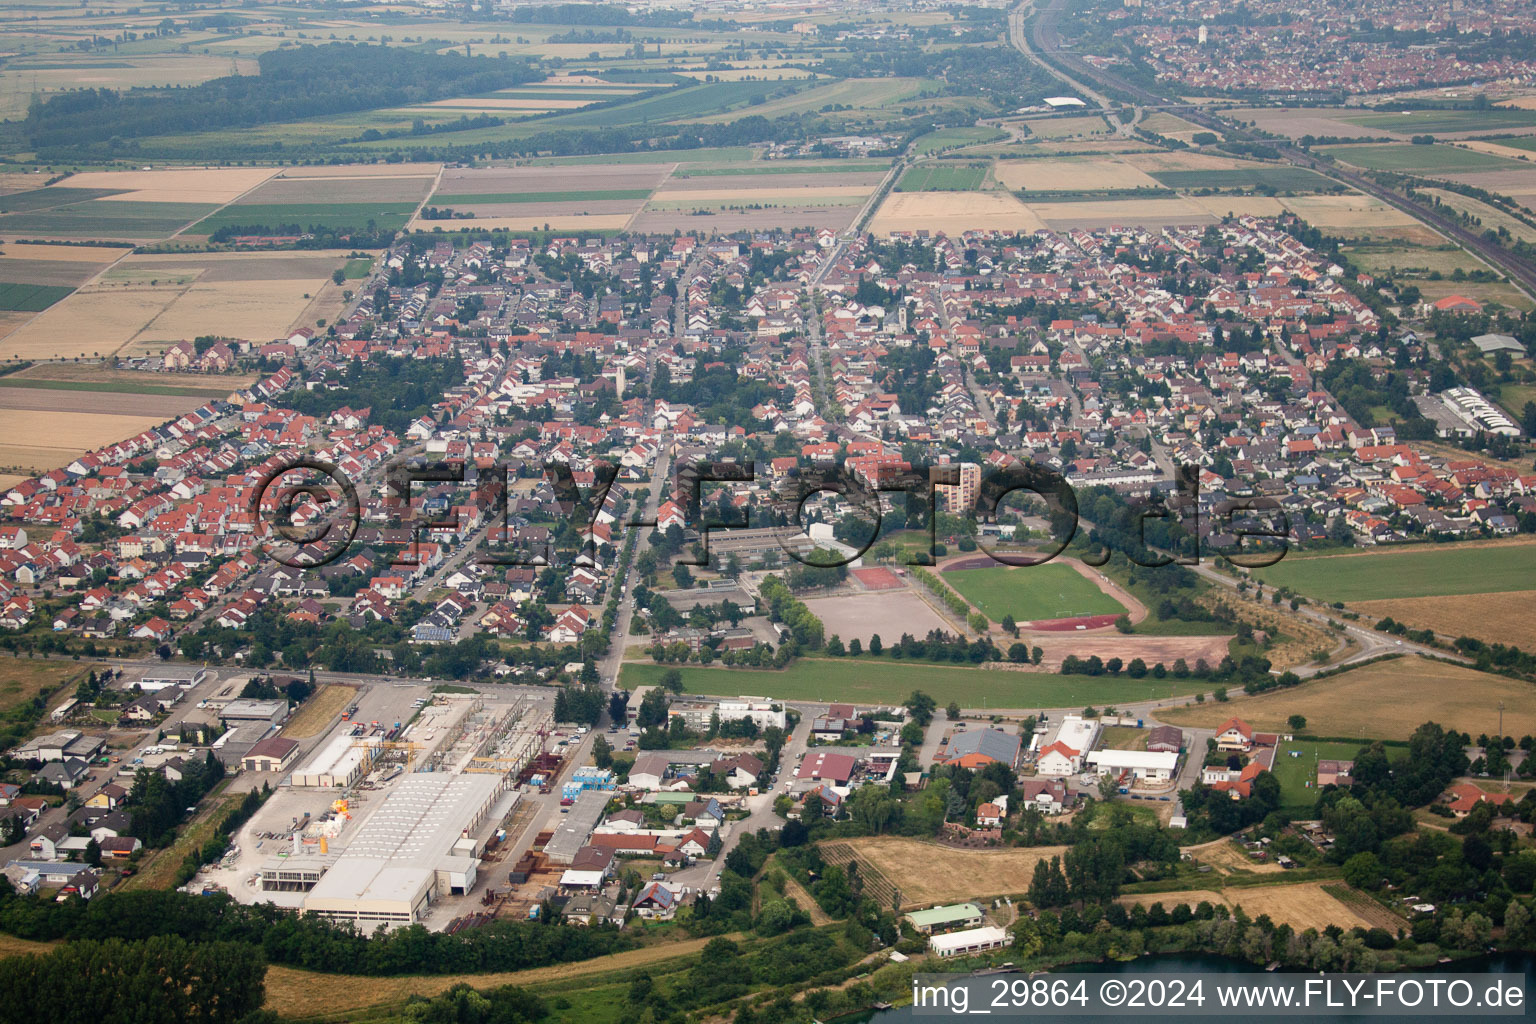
[780, 875, 832, 926]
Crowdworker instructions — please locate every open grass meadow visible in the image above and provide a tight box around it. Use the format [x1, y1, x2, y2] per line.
[0, 657, 96, 716]
[1248, 541, 1536, 602]
[1157, 656, 1536, 741]
[943, 563, 1126, 622]
[619, 657, 1199, 707]
[1272, 739, 1369, 813]
[912, 127, 1007, 154]
[895, 163, 987, 192]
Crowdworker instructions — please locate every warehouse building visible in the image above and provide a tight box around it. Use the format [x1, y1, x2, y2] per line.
[242, 736, 300, 773]
[292, 733, 380, 788]
[929, 925, 1010, 958]
[299, 773, 508, 928]
[220, 698, 289, 728]
[1085, 748, 1180, 781]
[544, 789, 611, 865]
[905, 902, 984, 935]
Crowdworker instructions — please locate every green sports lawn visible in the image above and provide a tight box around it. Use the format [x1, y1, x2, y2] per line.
[1249, 543, 1536, 602]
[1272, 739, 1367, 813]
[619, 658, 1199, 707]
[943, 563, 1126, 622]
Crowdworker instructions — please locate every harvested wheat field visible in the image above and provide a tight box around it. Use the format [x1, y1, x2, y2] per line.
[1119, 882, 1381, 933]
[1119, 151, 1252, 172]
[1354, 592, 1536, 649]
[275, 163, 443, 178]
[0, 387, 199, 418]
[263, 935, 733, 1018]
[995, 156, 1160, 192]
[65, 167, 277, 204]
[834, 836, 1067, 906]
[1030, 196, 1214, 229]
[282, 685, 359, 739]
[5, 250, 355, 360]
[0, 286, 184, 360]
[1030, 633, 1232, 671]
[869, 191, 1046, 235]
[0, 242, 131, 265]
[121, 281, 325, 356]
[0, 409, 167, 475]
[1187, 195, 1289, 218]
[1156, 655, 1536, 741]
[1281, 194, 1424, 232]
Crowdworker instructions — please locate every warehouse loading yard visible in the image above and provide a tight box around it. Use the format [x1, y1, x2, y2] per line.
[198, 685, 565, 931]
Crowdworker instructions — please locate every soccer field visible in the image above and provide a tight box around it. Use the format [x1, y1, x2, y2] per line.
[943, 563, 1126, 622]
[1250, 542, 1536, 602]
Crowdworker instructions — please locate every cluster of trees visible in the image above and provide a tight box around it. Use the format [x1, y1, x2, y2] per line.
[552, 681, 606, 727]
[0, 937, 265, 1024]
[0, 887, 637, 977]
[758, 575, 824, 650]
[27, 45, 540, 151]
[287, 355, 465, 434]
[129, 752, 226, 849]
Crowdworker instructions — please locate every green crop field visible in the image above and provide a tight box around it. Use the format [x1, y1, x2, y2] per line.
[431, 189, 654, 205]
[1250, 543, 1536, 602]
[0, 282, 73, 312]
[0, 200, 217, 238]
[1319, 144, 1525, 173]
[190, 202, 420, 235]
[1151, 168, 1340, 191]
[341, 258, 372, 279]
[540, 80, 791, 127]
[1273, 739, 1367, 813]
[0, 187, 122, 214]
[619, 658, 1200, 707]
[912, 127, 1006, 154]
[1502, 137, 1536, 154]
[942, 563, 1127, 622]
[895, 164, 987, 191]
[1338, 108, 1536, 134]
[527, 146, 759, 166]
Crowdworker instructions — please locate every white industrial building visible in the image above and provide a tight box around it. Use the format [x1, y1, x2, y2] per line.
[1085, 748, 1180, 781]
[292, 733, 380, 788]
[928, 925, 1011, 958]
[1442, 387, 1521, 437]
[298, 773, 509, 927]
[1036, 715, 1100, 776]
